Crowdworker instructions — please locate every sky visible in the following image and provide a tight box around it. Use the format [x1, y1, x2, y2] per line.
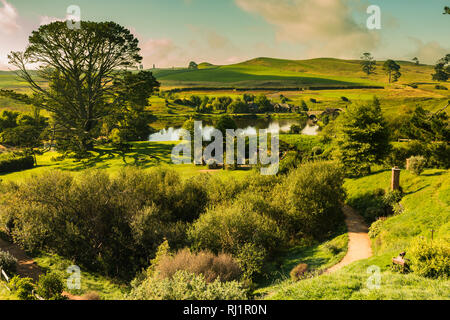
[0, 0, 449, 70]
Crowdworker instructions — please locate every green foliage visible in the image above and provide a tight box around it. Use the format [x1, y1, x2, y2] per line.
[235, 243, 266, 282]
[36, 272, 65, 300]
[409, 239, 449, 279]
[408, 156, 427, 175]
[1, 168, 209, 279]
[368, 218, 386, 239]
[383, 59, 402, 83]
[273, 162, 346, 240]
[0, 153, 34, 174]
[189, 201, 284, 257]
[129, 270, 247, 300]
[215, 115, 237, 136]
[432, 54, 450, 82]
[0, 250, 17, 275]
[360, 53, 376, 75]
[335, 98, 391, 176]
[9, 276, 35, 300]
[290, 263, 309, 281]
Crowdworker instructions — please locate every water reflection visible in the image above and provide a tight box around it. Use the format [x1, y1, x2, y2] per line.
[149, 120, 318, 142]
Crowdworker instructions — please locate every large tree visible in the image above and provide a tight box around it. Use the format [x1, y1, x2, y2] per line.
[432, 54, 450, 82]
[383, 60, 402, 83]
[360, 52, 376, 75]
[2, 21, 159, 154]
[335, 97, 391, 176]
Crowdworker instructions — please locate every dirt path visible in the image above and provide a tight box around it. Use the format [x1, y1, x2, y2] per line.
[326, 205, 373, 273]
[0, 238, 82, 300]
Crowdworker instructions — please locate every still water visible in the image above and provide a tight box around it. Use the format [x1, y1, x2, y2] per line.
[149, 119, 318, 142]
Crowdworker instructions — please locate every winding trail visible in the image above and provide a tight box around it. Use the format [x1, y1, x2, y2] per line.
[0, 238, 82, 300]
[326, 205, 373, 273]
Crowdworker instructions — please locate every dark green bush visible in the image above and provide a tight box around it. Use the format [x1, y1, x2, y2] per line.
[368, 218, 386, 239]
[0, 250, 17, 275]
[36, 272, 65, 300]
[235, 243, 267, 281]
[0, 154, 34, 173]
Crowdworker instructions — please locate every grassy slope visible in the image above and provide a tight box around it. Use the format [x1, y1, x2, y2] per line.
[265, 169, 450, 300]
[154, 57, 437, 88]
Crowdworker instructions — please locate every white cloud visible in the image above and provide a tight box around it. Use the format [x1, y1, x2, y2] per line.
[409, 39, 449, 65]
[235, 0, 379, 58]
[0, 0, 20, 35]
[141, 38, 187, 68]
[39, 16, 64, 26]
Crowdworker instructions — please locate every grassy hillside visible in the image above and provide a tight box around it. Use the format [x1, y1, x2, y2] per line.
[263, 168, 450, 300]
[154, 57, 437, 89]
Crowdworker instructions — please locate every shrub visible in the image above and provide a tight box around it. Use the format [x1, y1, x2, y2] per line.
[324, 243, 341, 255]
[368, 218, 386, 239]
[290, 263, 308, 281]
[273, 162, 346, 240]
[206, 160, 219, 170]
[435, 85, 448, 90]
[155, 249, 242, 283]
[36, 272, 65, 300]
[0, 154, 34, 174]
[0, 250, 17, 275]
[9, 276, 35, 300]
[129, 271, 247, 300]
[189, 201, 284, 257]
[409, 239, 449, 279]
[408, 156, 426, 175]
[365, 206, 385, 222]
[382, 190, 403, 207]
[235, 243, 266, 281]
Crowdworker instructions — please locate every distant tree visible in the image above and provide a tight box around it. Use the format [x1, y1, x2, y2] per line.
[188, 61, 198, 70]
[300, 100, 309, 112]
[383, 60, 402, 83]
[335, 97, 391, 176]
[412, 57, 419, 65]
[243, 93, 255, 103]
[215, 115, 237, 137]
[360, 53, 377, 75]
[255, 94, 273, 112]
[432, 54, 450, 82]
[444, 6, 450, 14]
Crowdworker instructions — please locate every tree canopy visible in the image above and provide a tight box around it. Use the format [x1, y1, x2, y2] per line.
[383, 60, 401, 83]
[2, 21, 159, 155]
[360, 53, 376, 75]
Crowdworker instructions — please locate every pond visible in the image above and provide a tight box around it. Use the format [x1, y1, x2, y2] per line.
[149, 118, 319, 142]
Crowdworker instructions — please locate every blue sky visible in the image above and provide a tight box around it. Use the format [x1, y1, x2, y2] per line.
[0, 0, 449, 69]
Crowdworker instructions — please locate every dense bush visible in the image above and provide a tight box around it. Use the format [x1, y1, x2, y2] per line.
[9, 276, 35, 300]
[0, 168, 209, 279]
[36, 272, 65, 300]
[408, 156, 427, 175]
[235, 243, 266, 281]
[0, 154, 34, 173]
[273, 162, 346, 240]
[368, 218, 386, 239]
[154, 249, 242, 283]
[189, 201, 284, 257]
[129, 270, 247, 300]
[0, 250, 17, 275]
[290, 263, 309, 281]
[409, 239, 449, 279]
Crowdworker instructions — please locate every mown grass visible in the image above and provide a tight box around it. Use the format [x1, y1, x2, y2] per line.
[265, 168, 450, 300]
[0, 141, 252, 183]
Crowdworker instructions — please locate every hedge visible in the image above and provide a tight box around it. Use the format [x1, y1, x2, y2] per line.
[0, 155, 35, 173]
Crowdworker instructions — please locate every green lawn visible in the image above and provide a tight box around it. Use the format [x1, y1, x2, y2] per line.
[0, 141, 252, 183]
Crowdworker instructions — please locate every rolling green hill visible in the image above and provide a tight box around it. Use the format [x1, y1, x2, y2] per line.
[153, 57, 436, 89]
